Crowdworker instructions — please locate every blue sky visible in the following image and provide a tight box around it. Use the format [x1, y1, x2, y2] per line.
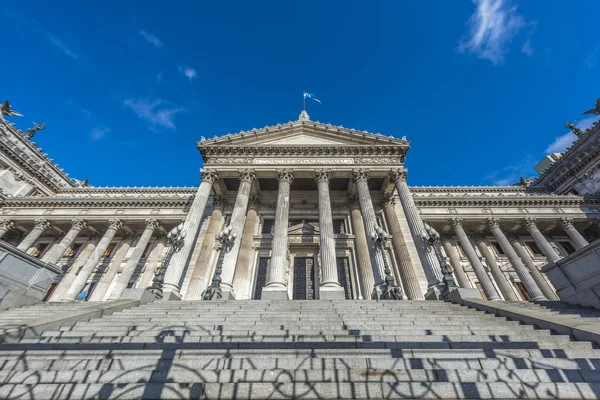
[2, 1, 599, 188]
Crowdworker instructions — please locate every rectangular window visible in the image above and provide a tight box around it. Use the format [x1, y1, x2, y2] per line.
[333, 220, 347, 234]
[102, 243, 116, 258]
[262, 220, 275, 234]
[31, 243, 49, 258]
[513, 281, 530, 301]
[525, 242, 543, 257]
[559, 241, 576, 255]
[65, 243, 82, 258]
[491, 242, 505, 256]
[475, 282, 488, 300]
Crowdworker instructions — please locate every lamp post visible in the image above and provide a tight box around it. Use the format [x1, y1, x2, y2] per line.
[149, 223, 186, 300]
[370, 224, 405, 300]
[202, 224, 237, 300]
[420, 223, 457, 299]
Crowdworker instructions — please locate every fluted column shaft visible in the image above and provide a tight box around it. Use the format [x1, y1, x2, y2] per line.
[110, 219, 159, 300]
[561, 218, 589, 250]
[0, 220, 15, 239]
[265, 170, 293, 291]
[232, 200, 259, 300]
[62, 219, 122, 302]
[46, 220, 87, 265]
[523, 217, 561, 262]
[163, 169, 217, 298]
[186, 202, 225, 300]
[352, 170, 386, 294]
[451, 219, 501, 300]
[350, 202, 374, 300]
[17, 219, 51, 252]
[137, 237, 166, 289]
[441, 237, 470, 288]
[474, 236, 518, 301]
[220, 171, 255, 298]
[383, 196, 424, 299]
[390, 169, 442, 286]
[49, 236, 99, 302]
[509, 237, 559, 301]
[89, 235, 134, 301]
[487, 218, 546, 301]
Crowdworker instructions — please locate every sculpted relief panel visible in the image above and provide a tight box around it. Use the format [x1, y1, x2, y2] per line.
[206, 157, 404, 165]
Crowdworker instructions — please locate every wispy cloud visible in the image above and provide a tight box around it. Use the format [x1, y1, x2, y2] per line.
[123, 98, 185, 130]
[90, 126, 110, 141]
[48, 35, 79, 60]
[484, 155, 537, 185]
[521, 38, 533, 57]
[139, 30, 162, 48]
[584, 42, 600, 69]
[544, 116, 600, 153]
[178, 65, 197, 81]
[457, 0, 526, 65]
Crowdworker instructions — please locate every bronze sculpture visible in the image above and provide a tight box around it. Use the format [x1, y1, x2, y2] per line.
[583, 98, 600, 116]
[26, 122, 45, 139]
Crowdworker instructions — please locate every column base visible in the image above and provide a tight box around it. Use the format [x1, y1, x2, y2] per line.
[120, 288, 157, 304]
[424, 286, 445, 301]
[220, 287, 237, 300]
[161, 289, 182, 301]
[319, 285, 346, 300]
[261, 286, 289, 300]
[447, 288, 483, 304]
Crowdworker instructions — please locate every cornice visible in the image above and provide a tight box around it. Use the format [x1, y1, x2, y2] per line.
[57, 187, 197, 195]
[2, 197, 194, 208]
[414, 195, 600, 208]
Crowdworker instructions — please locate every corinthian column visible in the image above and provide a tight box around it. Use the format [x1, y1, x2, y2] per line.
[163, 169, 218, 300]
[315, 169, 345, 299]
[232, 196, 260, 300]
[350, 198, 374, 300]
[440, 236, 470, 289]
[509, 236, 559, 301]
[523, 217, 561, 262]
[390, 169, 442, 287]
[486, 218, 546, 301]
[186, 197, 226, 300]
[137, 236, 166, 289]
[17, 219, 51, 252]
[45, 219, 87, 265]
[61, 219, 123, 302]
[451, 218, 501, 301]
[473, 235, 517, 301]
[0, 220, 15, 239]
[89, 234, 134, 301]
[219, 169, 255, 299]
[382, 195, 424, 299]
[262, 169, 294, 300]
[560, 217, 589, 250]
[110, 219, 160, 300]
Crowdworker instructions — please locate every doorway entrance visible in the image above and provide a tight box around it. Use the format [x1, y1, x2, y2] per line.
[292, 257, 315, 300]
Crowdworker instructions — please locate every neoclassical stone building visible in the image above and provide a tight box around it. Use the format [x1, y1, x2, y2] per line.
[1, 109, 599, 303]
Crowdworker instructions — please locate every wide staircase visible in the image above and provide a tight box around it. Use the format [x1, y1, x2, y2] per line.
[1, 300, 600, 399]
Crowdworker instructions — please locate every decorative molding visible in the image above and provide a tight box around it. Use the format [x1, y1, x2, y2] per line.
[200, 169, 219, 185]
[71, 219, 87, 231]
[389, 168, 407, 184]
[314, 169, 331, 183]
[276, 169, 294, 183]
[523, 216, 537, 228]
[108, 219, 123, 231]
[239, 169, 256, 183]
[33, 219, 51, 231]
[560, 217, 574, 228]
[145, 219, 159, 231]
[351, 169, 369, 182]
[486, 217, 500, 229]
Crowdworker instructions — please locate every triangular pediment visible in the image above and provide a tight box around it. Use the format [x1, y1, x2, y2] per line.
[256, 133, 349, 146]
[288, 222, 319, 235]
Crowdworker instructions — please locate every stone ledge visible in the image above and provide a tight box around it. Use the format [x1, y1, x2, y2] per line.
[0, 298, 152, 344]
[461, 298, 600, 347]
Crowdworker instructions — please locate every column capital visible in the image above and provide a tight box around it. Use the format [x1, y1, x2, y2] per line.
[200, 169, 219, 185]
[486, 217, 500, 229]
[560, 217, 574, 228]
[389, 168, 408, 184]
[276, 169, 294, 183]
[213, 195, 228, 210]
[351, 169, 369, 182]
[314, 169, 331, 183]
[0, 220, 15, 230]
[239, 169, 257, 183]
[145, 219, 159, 231]
[108, 219, 123, 231]
[523, 216, 537, 228]
[33, 219, 51, 231]
[71, 219, 87, 231]
[450, 217, 463, 228]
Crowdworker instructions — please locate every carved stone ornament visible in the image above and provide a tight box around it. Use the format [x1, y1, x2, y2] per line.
[486, 217, 500, 229]
[33, 219, 51, 231]
[314, 169, 331, 183]
[560, 217, 574, 228]
[145, 219, 159, 230]
[71, 219, 87, 231]
[389, 168, 407, 184]
[351, 169, 369, 182]
[0, 220, 15, 230]
[450, 217, 463, 228]
[277, 169, 294, 183]
[200, 169, 219, 185]
[108, 219, 123, 231]
[523, 216, 537, 228]
[239, 169, 256, 183]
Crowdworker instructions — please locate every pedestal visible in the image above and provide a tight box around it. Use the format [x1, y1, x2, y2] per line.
[319, 285, 346, 300]
[261, 286, 289, 300]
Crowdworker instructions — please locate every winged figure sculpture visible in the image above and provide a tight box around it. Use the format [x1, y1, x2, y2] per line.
[583, 98, 600, 116]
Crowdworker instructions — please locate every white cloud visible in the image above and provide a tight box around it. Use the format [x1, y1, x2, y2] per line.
[484, 155, 537, 186]
[123, 98, 185, 130]
[545, 116, 600, 153]
[178, 65, 197, 81]
[457, 0, 526, 65]
[138, 30, 162, 48]
[90, 126, 110, 141]
[48, 35, 79, 60]
[521, 38, 533, 57]
[584, 43, 599, 69]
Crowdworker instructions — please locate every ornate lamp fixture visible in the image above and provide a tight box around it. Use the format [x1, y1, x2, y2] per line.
[420, 223, 457, 299]
[149, 223, 186, 299]
[370, 225, 405, 300]
[202, 225, 237, 300]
